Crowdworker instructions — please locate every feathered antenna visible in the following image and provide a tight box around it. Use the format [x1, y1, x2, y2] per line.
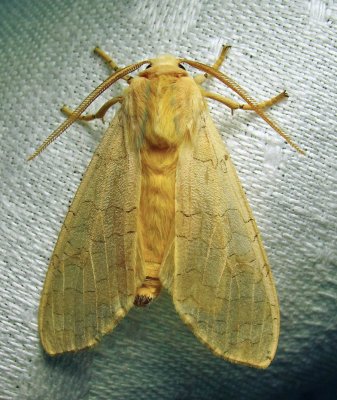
[28, 60, 149, 160]
[181, 58, 304, 155]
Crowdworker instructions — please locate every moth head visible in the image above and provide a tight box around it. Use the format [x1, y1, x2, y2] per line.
[139, 55, 188, 78]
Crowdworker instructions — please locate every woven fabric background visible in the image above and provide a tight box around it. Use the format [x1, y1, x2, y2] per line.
[1, 0, 336, 399]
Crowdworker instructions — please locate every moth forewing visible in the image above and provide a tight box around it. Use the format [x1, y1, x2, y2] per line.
[38, 112, 144, 355]
[34, 49, 297, 367]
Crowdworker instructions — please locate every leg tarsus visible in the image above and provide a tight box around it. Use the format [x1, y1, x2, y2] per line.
[94, 47, 119, 71]
[240, 90, 288, 110]
[94, 47, 132, 83]
[61, 96, 123, 121]
[195, 44, 231, 85]
[213, 45, 231, 71]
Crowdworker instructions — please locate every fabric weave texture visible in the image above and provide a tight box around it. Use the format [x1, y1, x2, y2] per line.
[1, 0, 336, 399]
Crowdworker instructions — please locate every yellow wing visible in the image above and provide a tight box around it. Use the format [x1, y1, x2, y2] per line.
[165, 111, 279, 368]
[39, 111, 144, 355]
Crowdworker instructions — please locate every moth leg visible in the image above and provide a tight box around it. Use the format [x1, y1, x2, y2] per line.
[61, 96, 123, 121]
[194, 45, 231, 85]
[94, 46, 132, 83]
[203, 90, 288, 113]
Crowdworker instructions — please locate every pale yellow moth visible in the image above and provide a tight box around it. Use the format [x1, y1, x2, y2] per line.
[30, 46, 303, 368]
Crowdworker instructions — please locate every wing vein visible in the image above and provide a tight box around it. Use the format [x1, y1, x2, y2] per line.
[89, 246, 99, 334]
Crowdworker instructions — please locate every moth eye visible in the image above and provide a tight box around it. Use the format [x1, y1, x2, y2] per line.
[178, 63, 186, 70]
[145, 64, 152, 69]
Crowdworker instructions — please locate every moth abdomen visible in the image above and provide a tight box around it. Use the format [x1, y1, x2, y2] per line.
[134, 276, 162, 307]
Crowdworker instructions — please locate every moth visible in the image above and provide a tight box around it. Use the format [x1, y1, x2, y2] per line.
[31, 46, 303, 368]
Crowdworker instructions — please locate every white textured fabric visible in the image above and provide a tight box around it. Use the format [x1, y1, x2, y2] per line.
[1, 0, 337, 399]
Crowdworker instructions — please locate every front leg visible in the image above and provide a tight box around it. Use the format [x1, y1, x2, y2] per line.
[194, 45, 231, 85]
[94, 47, 132, 83]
